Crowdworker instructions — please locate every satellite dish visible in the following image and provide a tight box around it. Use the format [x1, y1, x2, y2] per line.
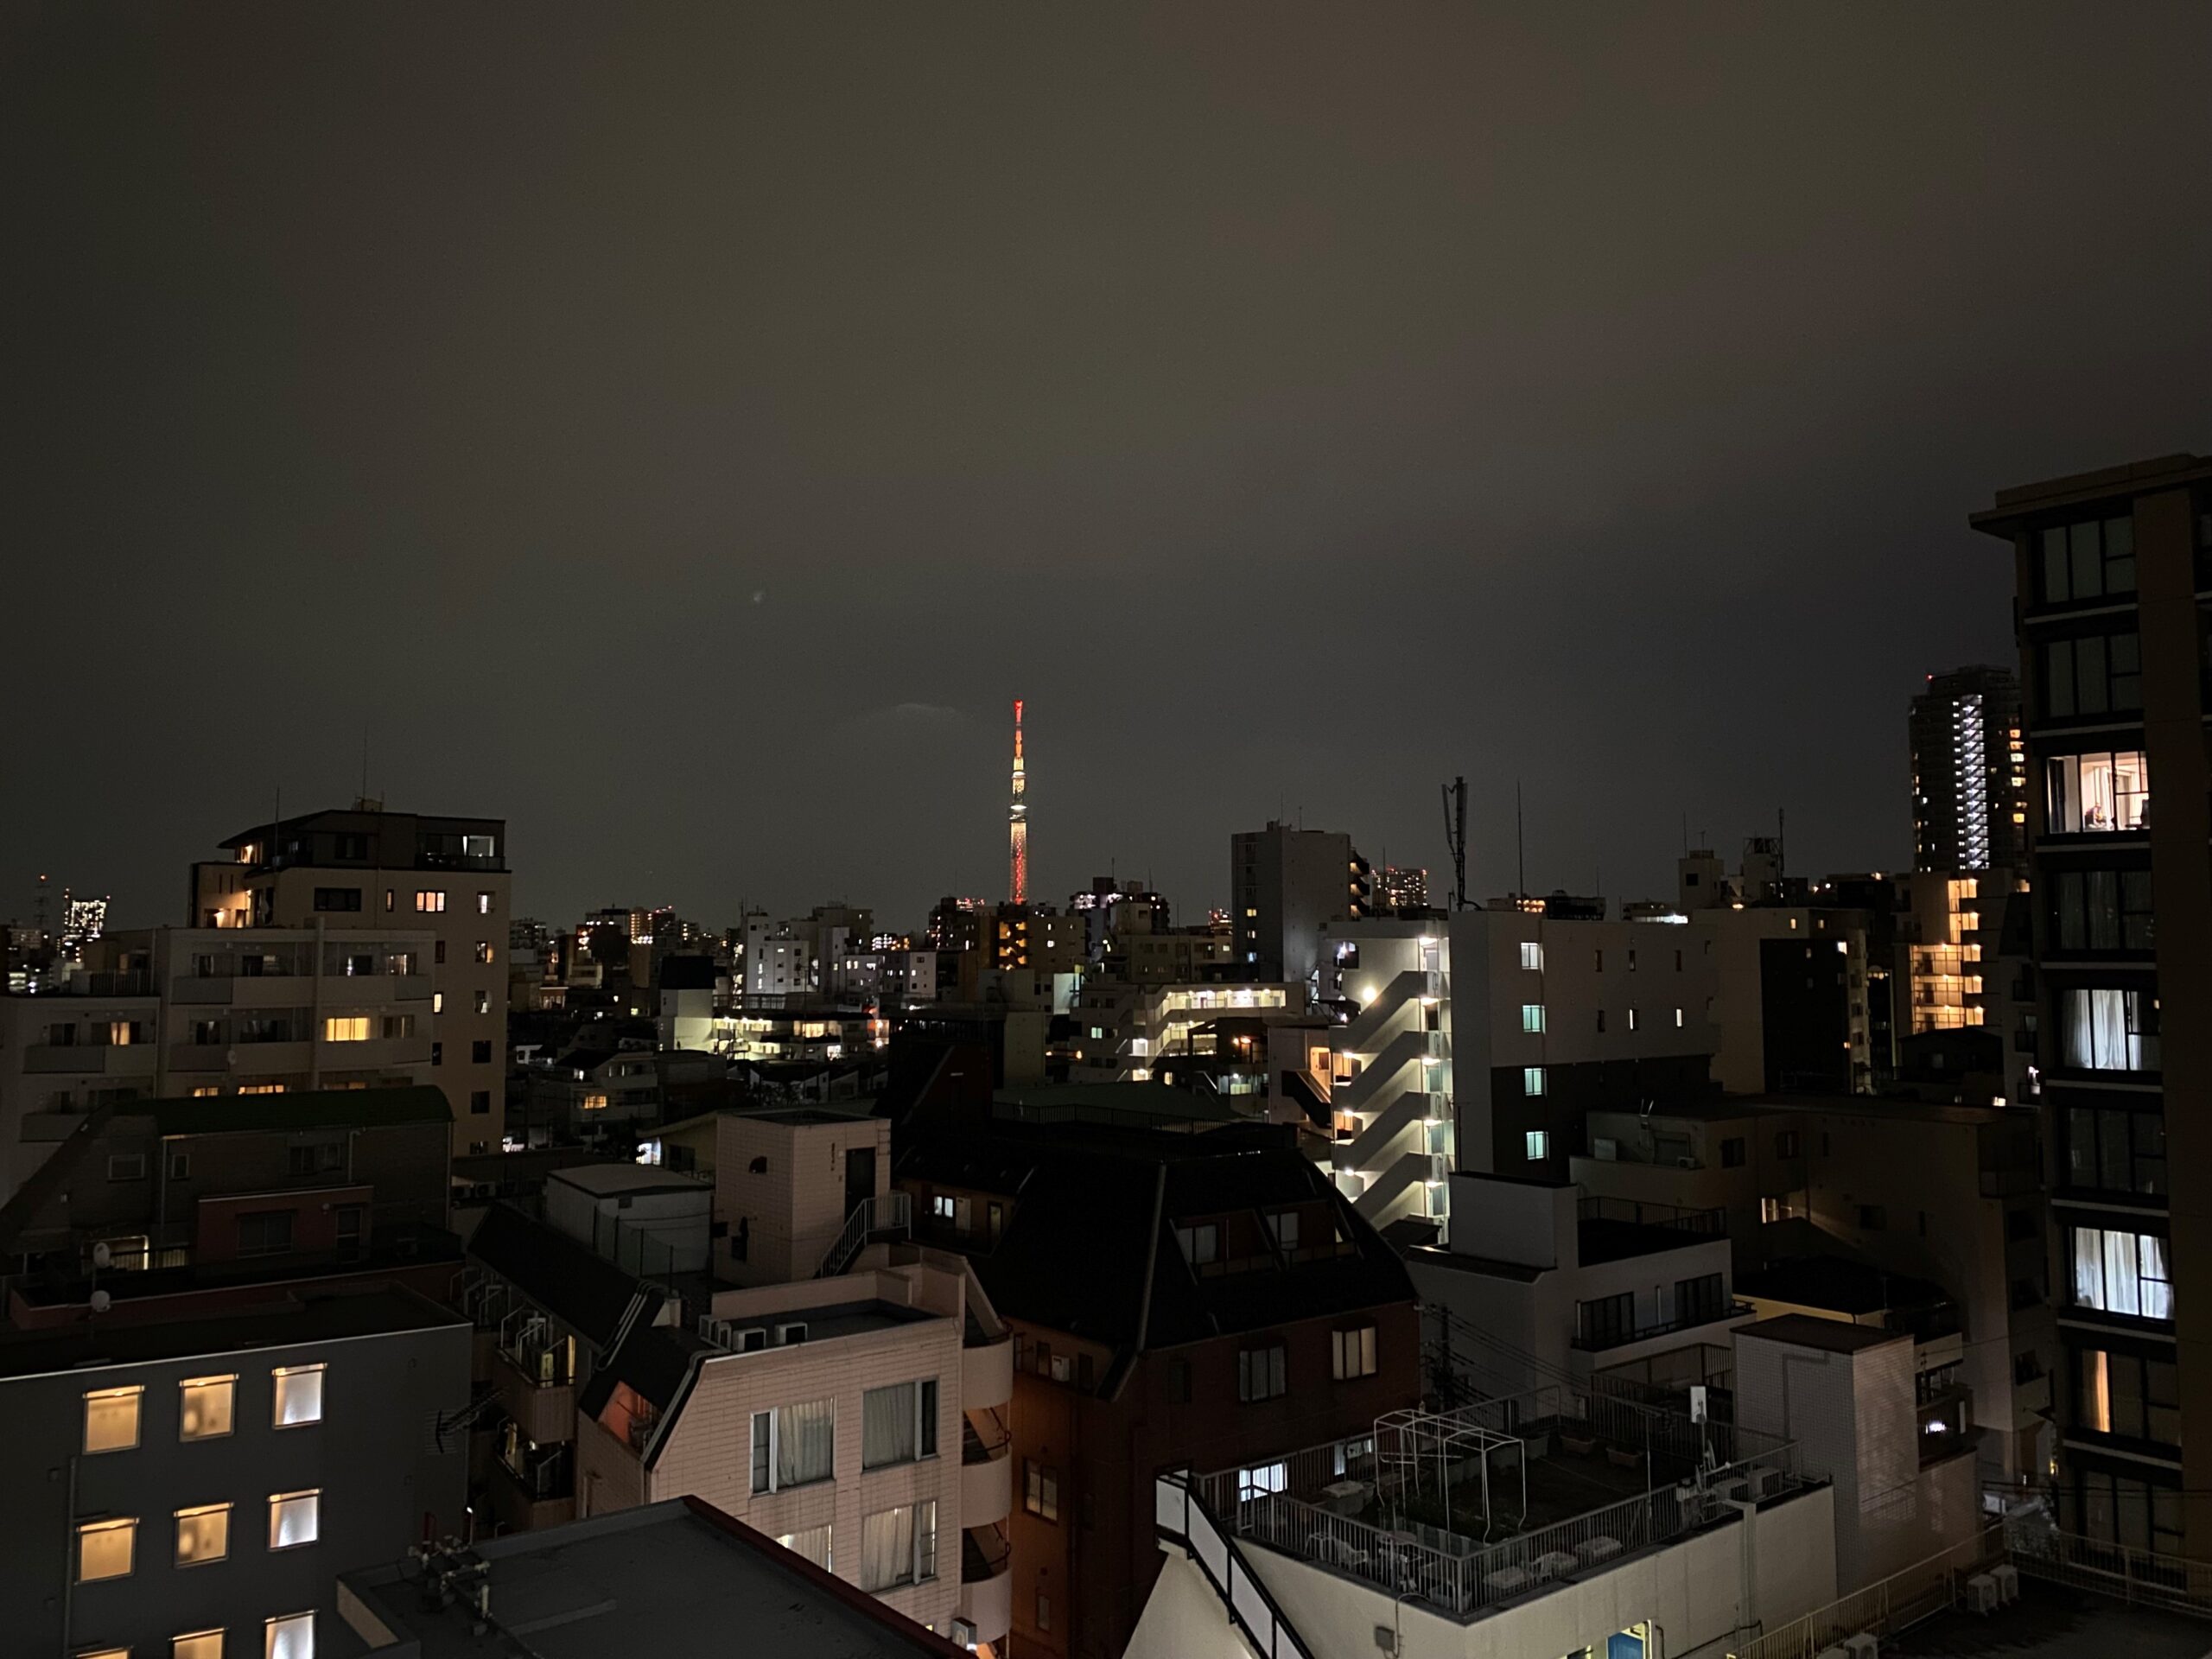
[90, 1289, 111, 1315]
[91, 1242, 112, 1270]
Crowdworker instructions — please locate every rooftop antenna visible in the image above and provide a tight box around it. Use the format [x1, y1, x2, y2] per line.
[1440, 776, 1468, 911]
[1516, 780, 1526, 899]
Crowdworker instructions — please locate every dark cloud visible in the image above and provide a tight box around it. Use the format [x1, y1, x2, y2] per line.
[4, 2, 2208, 930]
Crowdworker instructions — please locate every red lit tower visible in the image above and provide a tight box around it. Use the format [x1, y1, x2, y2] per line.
[1008, 699, 1027, 905]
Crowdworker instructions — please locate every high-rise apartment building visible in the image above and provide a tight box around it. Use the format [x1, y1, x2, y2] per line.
[1229, 822, 1370, 989]
[191, 804, 511, 1156]
[1971, 454, 2212, 1556]
[1910, 665, 2028, 873]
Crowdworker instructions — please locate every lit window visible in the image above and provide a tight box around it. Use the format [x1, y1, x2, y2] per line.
[1024, 1459, 1061, 1521]
[273, 1364, 325, 1427]
[1628, 1007, 1641, 1032]
[265, 1611, 315, 1659]
[432, 991, 444, 1014]
[175, 1502, 231, 1566]
[777, 1522, 832, 1572]
[414, 890, 446, 912]
[475, 942, 494, 965]
[322, 1015, 369, 1043]
[1520, 1003, 1545, 1033]
[1526, 1130, 1550, 1160]
[1332, 1325, 1379, 1380]
[175, 1634, 225, 1659]
[477, 892, 493, 915]
[1519, 942, 1543, 971]
[83, 1385, 142, 1453]
[1522, 1066, 1546, 1096]
[1674, 1007, 1684, 1028]
[179, 1376, 235, 1440]
[268, 1490, 320, 1550]
[76, 1517, 136, 1581]
[2071, 1227, 2173, 1319]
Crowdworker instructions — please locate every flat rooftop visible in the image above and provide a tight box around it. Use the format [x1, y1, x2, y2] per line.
[0, 1289, 461, 1382]
[1883, 1580, 2212, 1658]
[711, 1297, 938, 1344]
[336, 1497, 960, 1657]
[548, 1162, 710, 1198]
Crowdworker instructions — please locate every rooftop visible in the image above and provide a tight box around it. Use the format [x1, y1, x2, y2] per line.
[1733, 1313, 1909, 1355]
[990, 1081, 1246, 1128]
[1881, 1580, 2212, 1659]
[0, 1288, 462, 1383]
[467, 1203, 660, 1348]
[548, 1162, 710, 1199]
[336, 1497, 963, 1657]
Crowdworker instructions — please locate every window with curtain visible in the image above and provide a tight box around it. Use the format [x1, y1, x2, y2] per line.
[2050, 869, 2155, 952]
[2061, 988, 2160, 1071]
[2073, 1227, 2173, 1319]
[859, 1499, 936, 1591]
[775, 1523, 832, 1573]
[863, 1382, 915, 1468]
[2065, 1107, 2166, 1196]
[752, 1400, 835, 1494]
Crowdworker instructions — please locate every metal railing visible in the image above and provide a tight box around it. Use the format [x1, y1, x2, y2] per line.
[1200, 1429, 1803, 1621]
[1570, 1300, 1754, 1351]
[2005, 1518, 2212, 1618]
[1156, 1473, 1316, 1659]
[1731, 1523, 2005, 1659]
[817, 1191, 912, 1278]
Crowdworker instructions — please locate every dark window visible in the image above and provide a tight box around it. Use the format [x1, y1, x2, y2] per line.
[105, 1154, 147, 1182]
[287, 1141, 342, 1177]
[471, 1039, 493, 1064]
[431, 1042, 442, 1066]
[238, 1210, 296, 1255]
[1577, 1291, 1637, 1346]
[2042, 631, 2143, 718]
[434, 939, 447, 965]
[334, 833, 368, 860]
[1024, 1460, 1059, 1522]
[1859, 1205, 1886, 1230]
[2037, 515, 2137, 605]
[1675, 1273, 1726, 1325]
[2007, 1208, 2040, 1243]
[1166, 1358, 1191, 1403]
[1721, 1138, 1746, 1168]
[1775, 1131, 1801, 1158]
[313, 887, 363, 912]
[470, 1090, 492, 1115]
[2066, 1106, 2167, 1197]
[1237, 1344, 1287, 1402]
[2050, 869, 2155, 953]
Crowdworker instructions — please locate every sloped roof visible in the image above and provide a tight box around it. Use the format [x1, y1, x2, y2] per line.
[467, 1202, 658, 1348]
[899, 1123, 1415, 1357]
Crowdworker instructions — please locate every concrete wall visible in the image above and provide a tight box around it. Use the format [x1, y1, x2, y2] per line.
[709, 1113, 892, 1287]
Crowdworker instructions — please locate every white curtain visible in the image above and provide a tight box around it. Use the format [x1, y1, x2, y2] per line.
[860, 1503, 914, 1591]
[778, 1400, 834, 1488]
[2104, 1230, 2141, 1316]
[2075, 1229, 2104, 1309]
[777, 1523, 832, 1573]
[2065, 989, 2128, 1071]
[2140, 1235, 2174, 1318]
[862, 1382, 916, 1470]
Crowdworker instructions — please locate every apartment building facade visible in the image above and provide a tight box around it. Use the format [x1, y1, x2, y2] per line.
[191, 804, 510, 1155]
[1972, 455, 2212, 1555]
[1230, 822, 1370, 990]
[2, 1289, 467, 1659]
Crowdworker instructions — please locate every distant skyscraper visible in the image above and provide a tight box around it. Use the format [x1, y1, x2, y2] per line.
[1230, 821, 1370, 988]
[1378, 866, 1428, 912]
[58, 890, 107, 963]
[1910, 665, 2026, 871]
[1007, 698, 1027, 905]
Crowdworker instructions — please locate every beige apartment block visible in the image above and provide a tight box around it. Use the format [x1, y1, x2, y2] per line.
[191, 804, 510, 1156]
[578, 1252, 1014, 1650]
[659, 1106, 896, 1286]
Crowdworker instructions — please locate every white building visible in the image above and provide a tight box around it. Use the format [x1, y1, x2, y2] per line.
[1069, 980, 1300, 1094]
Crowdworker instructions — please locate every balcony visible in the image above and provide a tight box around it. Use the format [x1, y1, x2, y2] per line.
[963, 1325, 1014, 1411]
[1570, 1300, 1754, 1353]
[957, 1523, 1012, 1646]
[492, 1344, 577, 1446]
[961, 1423, 1013, 1525]
[23, 1043, 154, 1076]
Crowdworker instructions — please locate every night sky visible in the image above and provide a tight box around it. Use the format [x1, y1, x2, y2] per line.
[6, 3, 2209, 935]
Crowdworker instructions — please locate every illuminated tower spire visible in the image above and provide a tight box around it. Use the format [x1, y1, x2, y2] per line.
[1008, 698, 1027, 905]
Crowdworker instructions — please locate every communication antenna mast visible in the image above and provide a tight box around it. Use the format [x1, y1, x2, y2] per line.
[1440, 777, 1468, 911]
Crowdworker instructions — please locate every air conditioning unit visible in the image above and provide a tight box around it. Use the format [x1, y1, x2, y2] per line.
[1676, 1156, 1698, 1169]
[1840, 1634, 1880, 1658]
[777, 1321, 810, 1346]
[1964, 1573, 1999, 1615]
[738, 1327, 767, 1353]
[1593, 1139, 1618, 1161]
[1740, 1467, 1777, 1501]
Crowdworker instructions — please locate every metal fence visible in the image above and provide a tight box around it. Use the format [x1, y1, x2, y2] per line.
[2005, 1519, 2212, 1618]
[1731, 1524, 2005, 1659]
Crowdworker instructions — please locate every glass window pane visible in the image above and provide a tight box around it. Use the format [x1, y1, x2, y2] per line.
[2076, 635, 2107, 714]
[2046, 641, 2075, 716]
[269, 1490, 320, 1549]
[2043, 527, 2069, 600]
[273, 1365, 324, 1427]
[180, 1376, 234, 1440]
[83, 1387, 141, 1454]
[2071, 521, 2103, 598]
[2104, 515, 2136, 593]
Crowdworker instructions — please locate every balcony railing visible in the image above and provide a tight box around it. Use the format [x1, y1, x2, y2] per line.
[1577, 1197, 1727, 1236]
[1570, 1300, 1754, 1352]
